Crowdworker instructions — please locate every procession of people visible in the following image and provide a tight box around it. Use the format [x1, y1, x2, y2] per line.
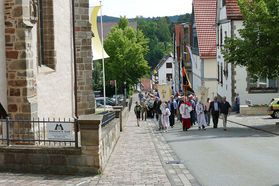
[135, 90, 232, 132]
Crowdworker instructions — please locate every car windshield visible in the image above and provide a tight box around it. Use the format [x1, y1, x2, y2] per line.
[269, 99, 275, 105]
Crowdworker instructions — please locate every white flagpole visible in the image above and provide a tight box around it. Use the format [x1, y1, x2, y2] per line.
[100, 0, 106, 111]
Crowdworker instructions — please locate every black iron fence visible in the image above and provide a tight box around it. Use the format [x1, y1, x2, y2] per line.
[98, 111, 116, 126]
[0, 117, 78, 148]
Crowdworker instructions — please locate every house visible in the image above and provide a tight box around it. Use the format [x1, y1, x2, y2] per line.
[216, 0, 279, 105]
[153, 54, 177, 92]
[190, 0, 218, 100]
[0, 0, 95, 119]
[174, 23, 193, 94]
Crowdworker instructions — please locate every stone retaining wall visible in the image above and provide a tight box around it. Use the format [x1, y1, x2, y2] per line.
[240, 105, 268, 115]
[100, 118, 120, 171]
[0, 146, 96, 175]
[0, 110, 130, 175]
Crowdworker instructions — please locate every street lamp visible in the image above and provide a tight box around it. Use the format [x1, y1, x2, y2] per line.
[124, 81, 127, 107]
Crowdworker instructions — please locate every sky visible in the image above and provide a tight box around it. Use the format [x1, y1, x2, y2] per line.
[89, 0, 192, 18]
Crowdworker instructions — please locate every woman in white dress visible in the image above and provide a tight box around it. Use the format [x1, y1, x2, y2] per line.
[196, 98, 207, 130]
[161, 102, 170, 132]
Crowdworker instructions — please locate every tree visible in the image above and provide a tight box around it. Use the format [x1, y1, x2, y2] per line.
[104, 17, 150, 95]
[136, 17, 173, 69]
[222, 0, 279, 79]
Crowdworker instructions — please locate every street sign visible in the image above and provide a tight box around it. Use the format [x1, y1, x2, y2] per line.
[47, 122, 72, 141]
[110, 80, 116, 85]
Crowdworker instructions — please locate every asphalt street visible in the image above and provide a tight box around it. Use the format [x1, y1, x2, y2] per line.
[162, 116, 279, 186]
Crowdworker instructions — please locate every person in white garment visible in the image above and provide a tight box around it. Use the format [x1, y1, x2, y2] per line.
[179, 96, 193, 131]
[196, 97, 207, 130]
[161, 102, 171, 132]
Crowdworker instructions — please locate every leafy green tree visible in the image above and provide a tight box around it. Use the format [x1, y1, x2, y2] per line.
[104, 17, 150, 95]
[222, 0, 279, 79]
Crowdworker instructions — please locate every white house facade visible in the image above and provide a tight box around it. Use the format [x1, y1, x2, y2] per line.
[154, 54, 178, 92]
[217, 0, 279, 105]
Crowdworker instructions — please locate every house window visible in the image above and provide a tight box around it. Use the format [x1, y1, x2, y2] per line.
[217, 63, 220, 82]
[249, 78, 278, 93]
[166, 74, 173, 81]
[166, 63, 172, 68]
[222, 0, 226, 7]
[220, 26, 223, 46]
[38, 0, 56, 69]
[221, 63, 223, 85]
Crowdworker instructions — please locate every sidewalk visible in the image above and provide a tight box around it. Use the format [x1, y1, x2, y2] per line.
[95, 106, 171, 185]
[94, 96, 198, 186]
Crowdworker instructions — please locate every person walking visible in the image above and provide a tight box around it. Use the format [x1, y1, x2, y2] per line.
[177, 96, 184, 122]
[220, 96, 231, 131]
[189, 95, 197, 126]
[196, 98, 207, 130]
[134, 101, 141, 127]
[209, 97, 220, 128]
[140, 98, 148, 121]
[138, 92, 143, 103]
[153, 97, 162, 130]
[161, 103, 171, 132]
[168, 95, 177, 128]
[180, 96, 192, 131]
[234, 93, 240, 114]
[205, 98, 211, 126]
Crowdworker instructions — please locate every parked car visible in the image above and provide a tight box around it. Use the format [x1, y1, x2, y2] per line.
[96, 102, 112, 109]
[267, 98, 279, 118]
[96, 97, 116, 106]
[94, 91, 102, 98]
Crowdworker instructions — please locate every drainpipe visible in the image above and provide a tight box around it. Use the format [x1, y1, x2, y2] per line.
[72, 0, 78, 118]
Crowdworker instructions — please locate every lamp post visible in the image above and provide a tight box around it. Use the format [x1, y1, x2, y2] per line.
[99, 0, 106, 111]
[124, 81, 127, 107]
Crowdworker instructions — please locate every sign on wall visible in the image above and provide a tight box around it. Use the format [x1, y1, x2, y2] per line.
[47, 122, 72, 141]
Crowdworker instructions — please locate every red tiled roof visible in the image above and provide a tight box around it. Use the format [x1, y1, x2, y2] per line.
[226, 0, 242, 20]
[193, 0, 217, 58]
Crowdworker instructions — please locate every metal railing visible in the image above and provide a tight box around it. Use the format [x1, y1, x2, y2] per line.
[0, 117, 78, 148]
[98, 111, 116, 126]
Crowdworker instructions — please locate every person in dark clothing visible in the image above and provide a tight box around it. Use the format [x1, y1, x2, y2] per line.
[134, 101, 141, 127]
[209, 97, 220, 128]
[189, 95, 196, 126]
[153, 97, 162, 130]
[168, 96, 177, 128]
[220, 96, 231, 131]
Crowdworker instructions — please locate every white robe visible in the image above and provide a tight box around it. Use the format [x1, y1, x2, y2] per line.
[196, 102, 207, 127]
[161, 107, 171, 128]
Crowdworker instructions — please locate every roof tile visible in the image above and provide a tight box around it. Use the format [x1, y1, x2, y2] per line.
[193, 0, 217, 58]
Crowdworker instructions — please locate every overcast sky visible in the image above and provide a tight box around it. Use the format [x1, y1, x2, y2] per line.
[90, 0, 192, 18]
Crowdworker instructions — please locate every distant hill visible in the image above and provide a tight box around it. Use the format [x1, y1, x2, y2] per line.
[97, 15, 182, 22]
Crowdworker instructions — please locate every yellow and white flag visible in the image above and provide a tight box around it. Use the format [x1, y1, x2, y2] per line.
[90, 6, 109, 61]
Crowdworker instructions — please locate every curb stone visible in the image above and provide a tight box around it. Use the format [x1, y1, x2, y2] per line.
[147, 119, 200, 186]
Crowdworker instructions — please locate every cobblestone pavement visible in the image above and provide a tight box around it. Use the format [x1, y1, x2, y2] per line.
[94, 110, 172, 186]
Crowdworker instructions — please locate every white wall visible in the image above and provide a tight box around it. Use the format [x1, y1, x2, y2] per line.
[0, 2, 7, 111]
[158, 56, 175, 87]
[217, 21, 232, 104]
[192, 54, 202, 93]
[36, 0, 74, 118]
[204, 58, 218, 100]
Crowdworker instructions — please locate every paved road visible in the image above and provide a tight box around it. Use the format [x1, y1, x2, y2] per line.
[162, 116, 279, 186]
